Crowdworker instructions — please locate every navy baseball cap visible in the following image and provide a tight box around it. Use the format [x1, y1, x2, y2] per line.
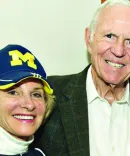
[0, 44, 53, 94]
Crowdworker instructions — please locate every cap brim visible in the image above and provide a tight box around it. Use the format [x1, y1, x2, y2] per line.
[0, 71, 53, 95]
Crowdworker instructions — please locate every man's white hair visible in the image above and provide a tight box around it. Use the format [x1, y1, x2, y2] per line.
[89, 0, 130, 42]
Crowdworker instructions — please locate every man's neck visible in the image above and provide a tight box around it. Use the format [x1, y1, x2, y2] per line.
[91, 68, 128, 105]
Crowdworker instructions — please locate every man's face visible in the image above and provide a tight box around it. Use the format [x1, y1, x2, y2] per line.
[86, 5, 130, 85]
[0, 79, 46, 140]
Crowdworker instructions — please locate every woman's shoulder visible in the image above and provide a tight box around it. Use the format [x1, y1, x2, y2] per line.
[25, 148, 45, 156]
[0, 148, 45, 156]
[0, 148, 46, 156]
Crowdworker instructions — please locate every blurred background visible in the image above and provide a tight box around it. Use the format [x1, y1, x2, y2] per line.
[0, 0, 101, 75]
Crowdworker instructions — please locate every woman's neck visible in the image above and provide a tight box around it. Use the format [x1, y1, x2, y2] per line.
[0, 127, 34, 155]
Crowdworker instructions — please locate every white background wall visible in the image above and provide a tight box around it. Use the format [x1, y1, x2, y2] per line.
[0, 0, 100, 75]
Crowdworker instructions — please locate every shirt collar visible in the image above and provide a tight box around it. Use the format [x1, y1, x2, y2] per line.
[86, 66, 99, 104]
[118, 82, 129, 105]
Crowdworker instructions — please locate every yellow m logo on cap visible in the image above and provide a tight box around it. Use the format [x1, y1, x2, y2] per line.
[9, 50, 37, 69]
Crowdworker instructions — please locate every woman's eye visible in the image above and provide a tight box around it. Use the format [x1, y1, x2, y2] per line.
[32, 92, 43, 98]
[8, 90, 17, 95]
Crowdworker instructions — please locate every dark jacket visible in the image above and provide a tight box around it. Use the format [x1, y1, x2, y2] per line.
[32, 66, 90, 156]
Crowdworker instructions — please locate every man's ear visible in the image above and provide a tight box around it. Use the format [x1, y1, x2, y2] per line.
[85, 28, 92, 54]
[101, 0, 106, 3]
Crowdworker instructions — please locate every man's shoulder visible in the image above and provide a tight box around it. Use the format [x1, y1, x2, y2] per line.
[48, 72, 77, 84]
[47, 65, 90, 86]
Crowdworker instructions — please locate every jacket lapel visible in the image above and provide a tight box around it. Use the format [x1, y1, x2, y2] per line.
[58, 66, 90, 156]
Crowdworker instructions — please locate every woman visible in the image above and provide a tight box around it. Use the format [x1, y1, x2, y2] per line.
[0, 44, 55, 156]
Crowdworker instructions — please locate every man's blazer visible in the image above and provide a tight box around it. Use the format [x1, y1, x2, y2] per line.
[33, 65, 90, 156]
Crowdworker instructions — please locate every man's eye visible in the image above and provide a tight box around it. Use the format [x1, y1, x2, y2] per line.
[125, 39, 130, 48]
[8, 90, 17, 95]
[106, 34, 113, 38]
[126, 40, 130, 45]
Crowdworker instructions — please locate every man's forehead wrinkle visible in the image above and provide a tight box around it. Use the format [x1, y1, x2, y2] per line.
[115, 19, 130, 25]
[98, 15, 130, 25]
[97, 17, 130, 33]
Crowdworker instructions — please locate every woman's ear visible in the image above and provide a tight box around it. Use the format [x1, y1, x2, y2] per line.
[85, 28, 92, 54]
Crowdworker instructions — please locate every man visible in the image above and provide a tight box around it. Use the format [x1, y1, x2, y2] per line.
[32, 0, 130, 155]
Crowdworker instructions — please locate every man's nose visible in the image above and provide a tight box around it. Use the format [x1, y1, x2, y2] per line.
[20, 96, 36, 111]
[111, 41, 126, 58]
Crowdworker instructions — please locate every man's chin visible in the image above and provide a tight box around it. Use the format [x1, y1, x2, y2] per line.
[104, 79, 127, 87]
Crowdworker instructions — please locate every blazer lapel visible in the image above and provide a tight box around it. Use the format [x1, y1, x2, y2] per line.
[58, 67, 90, 156]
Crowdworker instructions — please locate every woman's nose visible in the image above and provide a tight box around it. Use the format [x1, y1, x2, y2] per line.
[20, 96, 36, 111]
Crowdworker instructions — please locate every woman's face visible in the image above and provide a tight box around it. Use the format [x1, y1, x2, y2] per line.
[0, 78, 46, 141]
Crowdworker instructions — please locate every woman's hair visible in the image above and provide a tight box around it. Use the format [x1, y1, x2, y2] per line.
[89, 0, 130, 42]
[44, 93, 55, 120]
